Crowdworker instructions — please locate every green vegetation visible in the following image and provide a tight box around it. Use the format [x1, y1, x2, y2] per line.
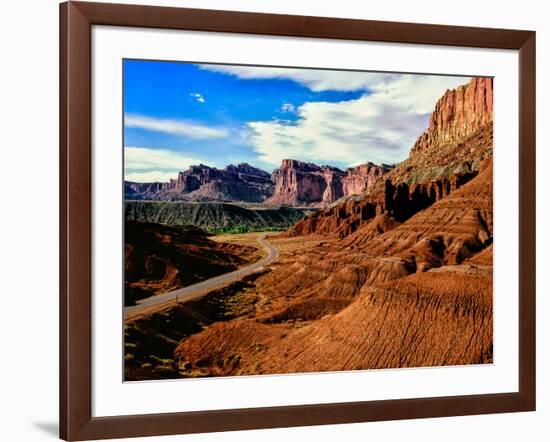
[125, 200, 314, 231]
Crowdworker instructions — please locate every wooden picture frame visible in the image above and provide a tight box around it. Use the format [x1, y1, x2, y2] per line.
[60, 1, 536, 440]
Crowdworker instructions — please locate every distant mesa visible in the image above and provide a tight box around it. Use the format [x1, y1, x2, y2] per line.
[266, 159, 392, 207]
[125, 162, 274, 203]
[125, 159, 392, 207]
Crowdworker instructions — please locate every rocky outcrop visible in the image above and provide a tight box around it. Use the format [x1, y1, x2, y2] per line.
[289, 77, 493, 237]
[411, 77, 493, 156]
[125, 163, 274, 203]
[127, 159, 389, 206]
[265, 160, 391, 207]
[265, 160, 328, 206]
[290, 168, 478, 238]
[342, 163, 388, 196]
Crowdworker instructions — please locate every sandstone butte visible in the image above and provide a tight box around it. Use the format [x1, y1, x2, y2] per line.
[265, 160, 391, 207]
[126, 77, 495, 379]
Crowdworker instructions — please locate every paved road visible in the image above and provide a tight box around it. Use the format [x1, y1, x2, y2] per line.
[125, 234, 278, 317]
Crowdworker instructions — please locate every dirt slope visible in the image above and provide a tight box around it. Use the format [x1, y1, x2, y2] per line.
[125, 222, 259, 305]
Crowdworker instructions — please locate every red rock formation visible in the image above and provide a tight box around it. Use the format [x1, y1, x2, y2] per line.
[266, 159, 390, 207]
[411, 77, 493, 156]
[289, 166, 481, 238]
[321, 167, 344, 204]
[265, 160, 328, 206]
[126, 160, 389, 207]
[342, 163, 388, 196]
[125, 163, 274, 203]
[289, 77, 493, 237]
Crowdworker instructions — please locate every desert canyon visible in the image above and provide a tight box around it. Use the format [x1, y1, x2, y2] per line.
[124, 77, 494, 380]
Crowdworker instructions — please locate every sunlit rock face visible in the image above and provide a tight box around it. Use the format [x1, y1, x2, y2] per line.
[266, 159, 390, 207]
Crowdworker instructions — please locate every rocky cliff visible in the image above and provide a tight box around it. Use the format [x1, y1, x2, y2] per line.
[125, 163, 274, 203]
[129, 159, 390, 207]
[289, 77, 493, 237]
[411, 77, 493, 155]
[265, 159, 390, 207]
[343, 163, 388, 195]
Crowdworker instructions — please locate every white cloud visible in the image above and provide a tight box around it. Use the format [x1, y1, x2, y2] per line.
[125, 146, 207, 182]
[280, 102, 296, 113]
[125, 114, 226, 139]
[369, 75, 469, 114]
[190, 92, 205, 103]
[125, 170, 180, 183]
[246, 75, 471, 167]
[200, 64, 393, 92]
[125, 146, 205, 170]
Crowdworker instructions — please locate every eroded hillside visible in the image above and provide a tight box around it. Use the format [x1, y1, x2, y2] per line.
[125, 222, 260, 306]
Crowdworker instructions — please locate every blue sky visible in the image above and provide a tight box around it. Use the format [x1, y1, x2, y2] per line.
[124, 60, 470, 182]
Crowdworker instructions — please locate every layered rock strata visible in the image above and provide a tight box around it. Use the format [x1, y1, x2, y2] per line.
[125, 163, 274, 203]
[265, 160, 390, 207]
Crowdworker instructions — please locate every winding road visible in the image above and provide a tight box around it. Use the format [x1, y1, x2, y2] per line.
[124, 234, 278, 319]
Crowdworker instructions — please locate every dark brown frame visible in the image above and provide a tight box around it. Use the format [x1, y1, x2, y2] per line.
[60, 1, 536, 440]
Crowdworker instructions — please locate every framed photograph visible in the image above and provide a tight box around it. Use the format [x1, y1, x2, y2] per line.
[60, 1, 536, 440]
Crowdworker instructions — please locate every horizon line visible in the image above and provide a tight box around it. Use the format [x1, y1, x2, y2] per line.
[124, 157, 396, 183]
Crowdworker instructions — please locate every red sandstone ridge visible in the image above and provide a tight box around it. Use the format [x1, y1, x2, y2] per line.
[265, 159, 391, 207]
[125, 163, 274, 203]
[384, 76, 493, 188]
[289, 77, 493, 237]
[411, 77, 493, 155]
[343, 163, 387, 195]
